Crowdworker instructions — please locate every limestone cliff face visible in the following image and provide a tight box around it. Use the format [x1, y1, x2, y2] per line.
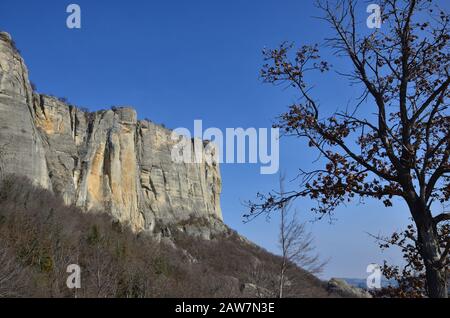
[0, 32, 222, 232]
[0, 32, 51, 189]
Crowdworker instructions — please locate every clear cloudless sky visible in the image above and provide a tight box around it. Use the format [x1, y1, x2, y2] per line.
[2, 0, 447, 279]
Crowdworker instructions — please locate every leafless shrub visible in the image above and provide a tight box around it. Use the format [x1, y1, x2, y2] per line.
[0, 242, 31, 297]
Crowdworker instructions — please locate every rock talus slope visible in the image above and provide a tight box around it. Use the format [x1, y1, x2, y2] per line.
[0, 32, 222, 232]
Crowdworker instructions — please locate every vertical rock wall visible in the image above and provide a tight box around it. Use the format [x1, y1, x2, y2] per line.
[0, 32, 222, 232]
[0, 32, 50, 189]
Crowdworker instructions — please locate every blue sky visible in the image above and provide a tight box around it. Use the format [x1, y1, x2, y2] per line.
[2, 0, 444, 279]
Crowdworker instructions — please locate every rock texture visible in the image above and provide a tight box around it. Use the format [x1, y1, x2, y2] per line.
[0, 32, 50, 189]
[327, 278, 373, 298]
[0, 31, 222, 232]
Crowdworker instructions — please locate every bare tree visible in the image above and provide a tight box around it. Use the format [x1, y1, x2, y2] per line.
[0, 142, 8, 181]
[0, 244, 30, 297]
[247, 0, 450, 297]
[83, 228, 120, 298]
[278, 174, 327, 298]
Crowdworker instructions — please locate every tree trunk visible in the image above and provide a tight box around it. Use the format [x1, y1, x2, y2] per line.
[279, 264, 285, 298]
[424, 261, 447, 298]
[413, 205, 448, 298]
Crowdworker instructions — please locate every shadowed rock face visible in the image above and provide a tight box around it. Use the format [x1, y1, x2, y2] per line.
[0, 31, 222, 232]
[0, 32, 50, 189]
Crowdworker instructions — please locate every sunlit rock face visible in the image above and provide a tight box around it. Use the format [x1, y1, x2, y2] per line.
[0, 31, 222, 232]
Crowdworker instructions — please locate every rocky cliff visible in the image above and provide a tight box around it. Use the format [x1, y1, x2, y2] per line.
[0, 31, 222, 232]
